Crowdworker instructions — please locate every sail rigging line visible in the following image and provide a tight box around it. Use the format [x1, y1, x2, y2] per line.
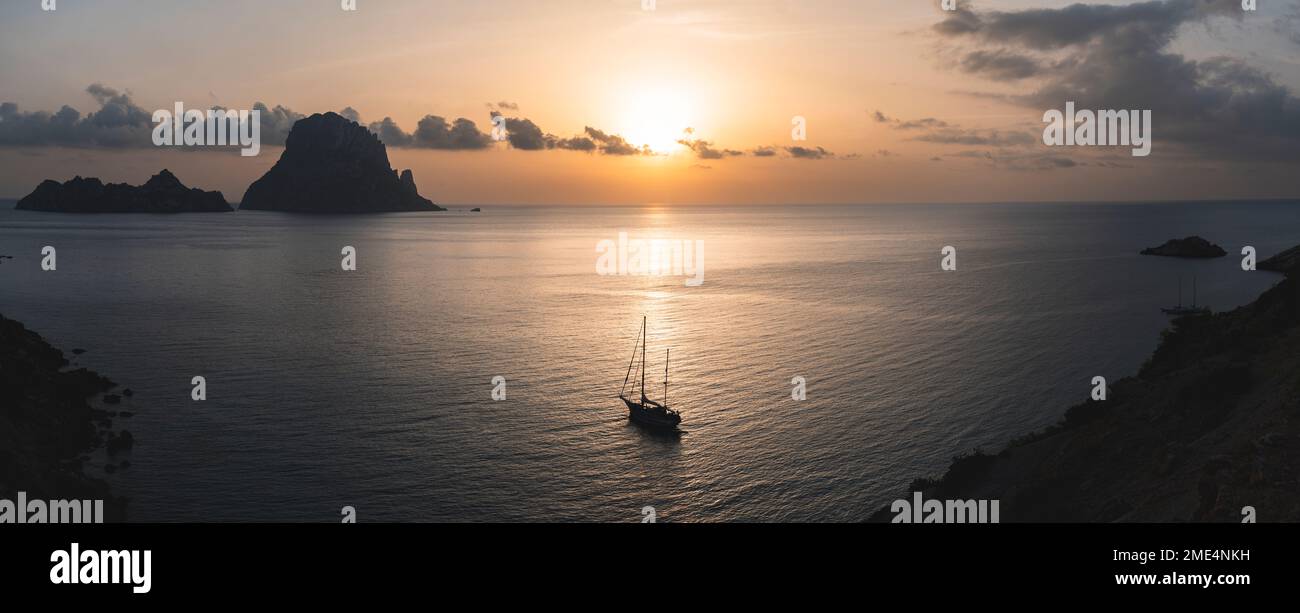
[620, 318, 642, 398]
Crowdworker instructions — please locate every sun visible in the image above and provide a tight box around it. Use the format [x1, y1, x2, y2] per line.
[619, 88, 693, 154]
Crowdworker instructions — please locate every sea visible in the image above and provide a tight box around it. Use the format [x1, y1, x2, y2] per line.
[0, 201, 1295, 521]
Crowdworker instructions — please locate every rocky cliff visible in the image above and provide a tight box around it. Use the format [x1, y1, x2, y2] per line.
[0, 314, 127, 520]
[873, 246, 1300, 521]
[239, 112, 442, 213]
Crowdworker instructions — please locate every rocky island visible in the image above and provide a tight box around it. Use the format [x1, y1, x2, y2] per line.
[16, 169, 232, 213]
[240, 112, 443, 213]
[1140, 236, 1227, 258]
[1, 314, 128, 520]
[872, 245, 1300, 522]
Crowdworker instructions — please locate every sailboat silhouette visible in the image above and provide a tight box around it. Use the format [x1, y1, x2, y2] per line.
[1162, 275, 1210, 316]
[619, 316, 682, 430]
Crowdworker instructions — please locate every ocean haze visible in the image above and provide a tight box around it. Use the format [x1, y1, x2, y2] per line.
[0, 202, 1294, 521]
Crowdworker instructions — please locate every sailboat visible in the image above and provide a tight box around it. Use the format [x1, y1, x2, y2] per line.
[619, 316, 682, 430]
[1161, 275, 1210, 316]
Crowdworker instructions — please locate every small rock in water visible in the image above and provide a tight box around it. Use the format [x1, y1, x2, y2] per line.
[72, 348, 86, 355]
[103, 394, 122, 404]
[122, 388, 134, 397]
[118, 411, 134, 418]
[106, 430, 135, 454]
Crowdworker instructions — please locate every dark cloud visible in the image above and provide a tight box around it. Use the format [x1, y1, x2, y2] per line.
[948, 149, 1080, 171]
[751, 146, 778, 157]
[958, 49, 1042, 81]
[873, 110, 949, 130]
[912, 128, 1035, 147]
[786, 146, 833, 159]
[365, 114, 494, 150]
[584, 127, 647, 155]
[934, 0, 1300, 161]
[414, 115, 493, 150]
[339, 107, 362, 123]
[678, 138, 742, 159]
[499, 116, 549, 150]
[0, 85, 304, 149]
[367, 117, 412, 147]
[0, 84, 153, 147]
[553, 135, 597, 151]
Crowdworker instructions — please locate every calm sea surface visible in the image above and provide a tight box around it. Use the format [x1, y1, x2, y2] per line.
[0, 201, 1295, 521]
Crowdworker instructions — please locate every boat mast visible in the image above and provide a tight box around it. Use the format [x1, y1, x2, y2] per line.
[664, 348, 669, 408]
[1192, 276, 1198, 308]
[640, 315, 647, 402]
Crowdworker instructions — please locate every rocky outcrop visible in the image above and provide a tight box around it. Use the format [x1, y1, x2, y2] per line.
[0, 314, 127, 520]
[16, 169, 232, 213]
[1259, 245, 1300, 273]
[239, 112, 443, 213]
[1140, 236, 1227, 258]
[872, 245, 1300, 522]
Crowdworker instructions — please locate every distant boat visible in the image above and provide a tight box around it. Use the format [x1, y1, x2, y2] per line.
[619, 316, 682, 430]
[1162, 275, 1210, 316]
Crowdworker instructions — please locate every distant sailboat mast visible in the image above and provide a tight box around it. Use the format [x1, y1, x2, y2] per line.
[640, 315, 647, 402]
[664, 348, 669, 408]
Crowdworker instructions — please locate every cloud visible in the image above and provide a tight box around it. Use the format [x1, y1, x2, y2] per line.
[933, 0, 1300, 161]
[414, 115, 493, 150]
[786, 145, 833, 159]
[367, 114, 493, 150]
[0, 84, 312, 149]
[583, 126, 648, 155]
[948, 149, 1080, 171]
[0, 84, 154, 148]
[487, 101, 520, 111]
[958, 49, 1042, 81]
[873, 110, 949, 130]
[1, 85, 841, 162]
[498, 116, 549, 150]
[912, 127, 1035, 147]
[678, 138, 742, 159]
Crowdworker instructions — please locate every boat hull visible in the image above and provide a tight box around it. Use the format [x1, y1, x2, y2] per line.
[622, 397, 681, 429]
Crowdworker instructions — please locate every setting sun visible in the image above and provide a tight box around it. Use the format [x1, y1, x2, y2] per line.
[618, 87, 693, 154]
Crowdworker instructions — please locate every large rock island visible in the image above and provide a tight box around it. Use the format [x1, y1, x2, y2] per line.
[240, 112, 443, 213]
[16, 169, 232, 213]
[872, 246, 1300, 521]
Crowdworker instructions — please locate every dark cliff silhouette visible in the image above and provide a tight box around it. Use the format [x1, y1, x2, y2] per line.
[0, 314, 128, 520]
[239, 112, 443, 213]
[16, 169, 231, 213]
[873, 245, 1300, 522]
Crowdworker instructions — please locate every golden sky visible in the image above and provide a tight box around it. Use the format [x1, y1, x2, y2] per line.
[2, 0, 1298, 204]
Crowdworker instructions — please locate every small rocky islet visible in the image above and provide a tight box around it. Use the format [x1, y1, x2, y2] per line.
[1140, 235, 1227, 258]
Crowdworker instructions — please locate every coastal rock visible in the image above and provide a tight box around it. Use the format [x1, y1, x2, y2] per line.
[239, 112, 444, 213]
[1140, 236, 1226, 258]
[875, 247, 1300, 522]
[16, 169, 232, 213]
[0, 313, 125, 519]
[1259, 244, 1300, 274]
